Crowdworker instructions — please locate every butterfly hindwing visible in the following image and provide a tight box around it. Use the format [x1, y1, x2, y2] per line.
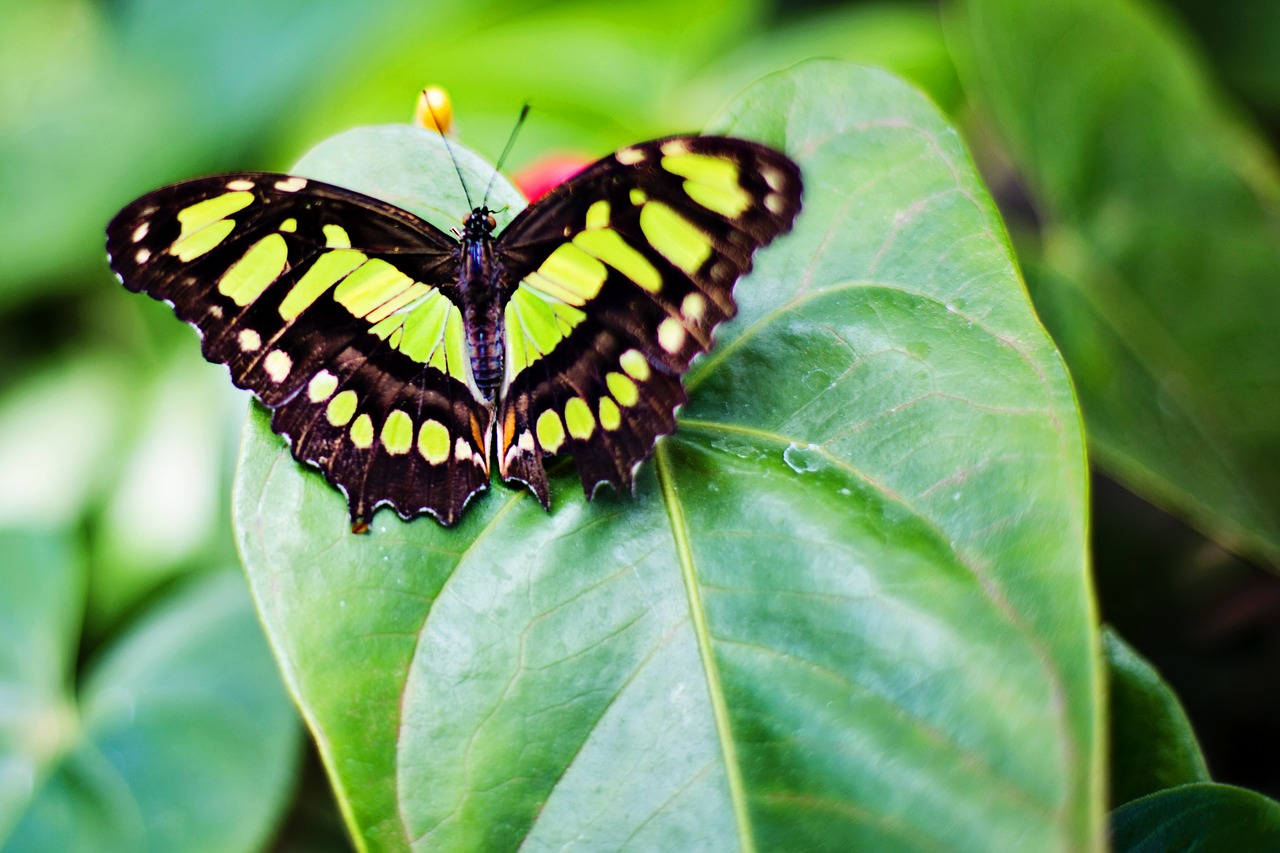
[106, 172, 490, 527]
[494, 136, 803, 501]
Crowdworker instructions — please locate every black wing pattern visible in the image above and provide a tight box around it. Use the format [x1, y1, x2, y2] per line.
[106, 173, 491, 528]
[492, 136, 803, 504]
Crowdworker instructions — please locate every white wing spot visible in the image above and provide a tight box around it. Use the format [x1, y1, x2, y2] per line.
[615, 147, 646, 165]
[517, 430, 535, 452]
[226, 179, 255, 191]
[307, 370, 338, 402]
[209, 305, 224, 319]
[135, 248, 151, 263]
[660, 139, 691, 157]
[274, 177, 308, 193]
[765, 193, 786, 214]
[238, 329, 262, 351]
[681, 292, 707, 322]
[503, 444, 521, 466]
[658, 317, 686, 353]
[264, 349, 292, 382]
[131, 222, 149, 243]
[454, 436, 472, 461]
[760, 165, 785, 192]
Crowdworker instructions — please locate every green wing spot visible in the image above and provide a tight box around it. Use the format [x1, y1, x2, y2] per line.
[506, 287, 586, 370]
[606, 372, 639, 407]
[392, 290, 448, 363]
[279, 250, 366, 320]
[531, 243, 607, 305]
[661, 153, 751, 217]
[323, 224, 351, 248]
[171, 219, 236, 262]
[506, 302, 532, 373]
[326, 390, 358, 427]
[350, 414, 374, 449]
[564, 397, 595, 440]
[573, 228, 662, 293]
[381, 410, 414, 455]
[514, 289, 566, 356]
[441, 309, 468, 381]
[620, 349, 651, 381]
[418, 419, 451, 464]
[218, 233, 288, 306]
[335, 258, 416, 318]
[585, 200, 610, 230]
[598, 397, 622, 431]
[175, 191, 253, 242]
[682, 182, 752, 218]
[660, 152, 739, 188]
[536, 409, 566, 453]
[639, 202, 712, 275]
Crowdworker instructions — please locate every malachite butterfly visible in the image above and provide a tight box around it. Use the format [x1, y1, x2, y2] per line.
[106, 133, 802, 531]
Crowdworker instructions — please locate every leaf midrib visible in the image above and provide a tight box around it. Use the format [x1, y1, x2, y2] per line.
[654, 441, 757, 853]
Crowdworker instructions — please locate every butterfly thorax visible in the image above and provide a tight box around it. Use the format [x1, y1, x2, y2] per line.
[457, 208, 505, 403]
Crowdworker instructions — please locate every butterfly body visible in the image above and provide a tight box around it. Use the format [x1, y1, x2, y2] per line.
[454, 209, 508, 402]
[107, 135, 802, 529]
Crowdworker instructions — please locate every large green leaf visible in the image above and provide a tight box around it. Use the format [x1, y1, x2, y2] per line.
[1104, 628, 1208, 807]
[948, 0, 1280, 565]
[0, 556, 300, 853]
[1111, 783, 1280, 851]
[235, 61, 1096, 851]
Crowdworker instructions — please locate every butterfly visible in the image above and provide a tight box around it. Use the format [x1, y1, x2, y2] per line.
[106, 135, 802, 531]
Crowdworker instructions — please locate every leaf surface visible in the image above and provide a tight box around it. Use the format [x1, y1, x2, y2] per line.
[1104, 628, 1209, 807]
[1112, 783, 1280, 852]
[236, 61, 1097, 851]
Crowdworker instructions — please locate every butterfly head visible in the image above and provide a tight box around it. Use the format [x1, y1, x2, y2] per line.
[462, 208, 498, 239]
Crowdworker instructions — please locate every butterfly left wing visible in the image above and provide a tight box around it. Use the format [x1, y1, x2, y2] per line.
[492, 136, 802, 503]
[106, 173, 491, 529]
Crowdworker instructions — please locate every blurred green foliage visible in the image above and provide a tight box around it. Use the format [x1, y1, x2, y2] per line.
[2, 0, 1279, 849]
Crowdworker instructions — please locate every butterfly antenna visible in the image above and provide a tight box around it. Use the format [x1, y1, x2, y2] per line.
[482, 103, 530, 209]
[424, 90, 475, 211]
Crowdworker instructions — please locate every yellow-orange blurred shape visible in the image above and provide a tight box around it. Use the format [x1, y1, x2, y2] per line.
[414, 86, 453, 134]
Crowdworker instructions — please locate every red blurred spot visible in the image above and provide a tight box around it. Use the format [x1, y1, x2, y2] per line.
[512, 154, 592, 202]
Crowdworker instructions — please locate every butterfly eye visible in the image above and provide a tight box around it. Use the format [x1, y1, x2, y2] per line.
[486, 214, 497, 230]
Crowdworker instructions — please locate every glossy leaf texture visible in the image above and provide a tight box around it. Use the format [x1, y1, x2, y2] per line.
[1104, 628, 1209, 808]
[949, 0, 1280, 565]
[0, 534, 300, 853]
[235, 61, 1096, 851]
[1111, 783, 1280, 852]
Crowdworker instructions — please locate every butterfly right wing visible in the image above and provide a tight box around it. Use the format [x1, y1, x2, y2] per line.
[492, 136, 803, 504]
[107, 173, 491, 528]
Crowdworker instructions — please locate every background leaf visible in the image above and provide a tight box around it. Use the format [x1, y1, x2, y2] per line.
[1111, 782, 1280, 852]
[0, 564, 301, 853]
[948, 0, 1280, 565]
[236, 60, 1097, 851]
[1104, 627, 1209, 807]
[0, 530, 82, 842]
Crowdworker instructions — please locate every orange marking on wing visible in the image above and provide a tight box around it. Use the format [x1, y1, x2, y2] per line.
[500, 407, 517, 453]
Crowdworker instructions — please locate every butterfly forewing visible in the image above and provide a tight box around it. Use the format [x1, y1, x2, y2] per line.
[106, 173, 491, 527]
[493, 136, 803, 502]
